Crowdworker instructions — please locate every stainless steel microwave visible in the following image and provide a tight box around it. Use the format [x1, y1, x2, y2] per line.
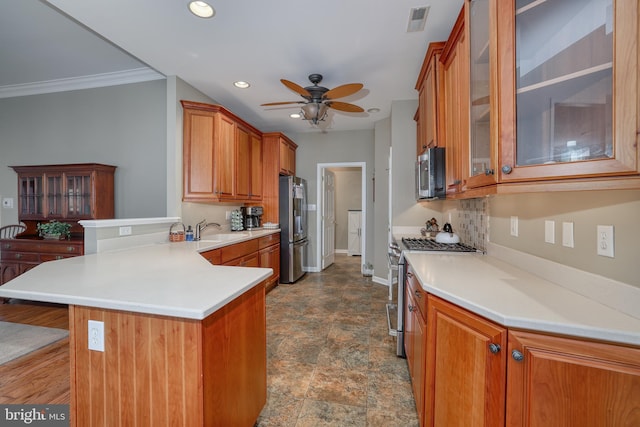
[416, 147, 446, 200]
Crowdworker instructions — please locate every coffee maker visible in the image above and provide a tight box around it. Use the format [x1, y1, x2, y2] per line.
[241, 206, 263, 230]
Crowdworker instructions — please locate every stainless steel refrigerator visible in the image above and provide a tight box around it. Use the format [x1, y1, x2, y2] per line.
[279, 175, 308, 283]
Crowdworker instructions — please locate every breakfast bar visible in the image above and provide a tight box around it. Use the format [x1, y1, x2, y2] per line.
[0, 240, 272, 426]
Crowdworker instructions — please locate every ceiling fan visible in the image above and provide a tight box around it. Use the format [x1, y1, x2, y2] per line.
[261, 74, 365, 125]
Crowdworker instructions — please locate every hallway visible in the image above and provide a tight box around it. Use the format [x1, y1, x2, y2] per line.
[258, 254, 419, 426]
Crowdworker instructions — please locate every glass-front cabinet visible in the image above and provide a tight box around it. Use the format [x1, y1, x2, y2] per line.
[467, 0, 497, 188]
[497, 0, 638, 182]
[11, 164, 116, 222]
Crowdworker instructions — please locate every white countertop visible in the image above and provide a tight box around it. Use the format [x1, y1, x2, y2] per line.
[403, 251, 640, 346]
[0, 230, 279, 320]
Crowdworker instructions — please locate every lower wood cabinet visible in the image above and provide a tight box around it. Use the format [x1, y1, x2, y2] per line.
[405, 261, 640, 427]
[405, 264, 427, 426]
[506, 330, 640, 427]
[426, 295, 506, 427]
[69, 282, 266, 426]
[199, 233, 280, 293]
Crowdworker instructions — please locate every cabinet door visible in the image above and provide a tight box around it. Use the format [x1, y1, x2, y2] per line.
[497, 0, 639, 182]
[216, 113, 237, 199]
[426, 295, 506, 427]
[404, 281, 426, 426]
[65, 173, 93, 218]
[183, 108, 219, 201]
[441, 8, 470, 195]
[466, 0, 497, 188]
[507, 330, 640, 427]
[259, 243, 280, 292]
[45, 173, 64, 218]
[0, 262, 20, 285]
[235, 126, 251, 199]
[17, 174, 44, 219]
[279, 139, 296, 175]
[250, 133, 263, 200]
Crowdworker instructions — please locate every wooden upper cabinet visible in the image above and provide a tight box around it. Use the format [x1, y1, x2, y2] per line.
[426, 295, 507, 427]
[506, 330, 640, 426]
[466, 0, 498, 189]
[181, 100, 263, 202]
[496, 0, 639, 184]
[11, 163, 115, 221]
[441, 7, 470, 196]
[279, 137, 297, 176]
[260, 132, 298, 224]
[416, 42, 446, 155]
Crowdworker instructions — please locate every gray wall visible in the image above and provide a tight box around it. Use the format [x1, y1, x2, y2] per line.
[0, 80, 168, 225]
[291, 129, 375, 272]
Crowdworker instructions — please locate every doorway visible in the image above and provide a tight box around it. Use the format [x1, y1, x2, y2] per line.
[316, 162, 366, 274]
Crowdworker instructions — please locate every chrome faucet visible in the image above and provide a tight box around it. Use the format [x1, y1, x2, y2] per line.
[195, 219, 221, 241]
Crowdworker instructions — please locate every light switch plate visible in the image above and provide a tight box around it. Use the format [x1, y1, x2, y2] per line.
[544, 220, 555, 244]
[562, 222, 574, 248]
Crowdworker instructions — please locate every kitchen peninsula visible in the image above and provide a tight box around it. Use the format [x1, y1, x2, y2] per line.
[0, 231, 275, 426]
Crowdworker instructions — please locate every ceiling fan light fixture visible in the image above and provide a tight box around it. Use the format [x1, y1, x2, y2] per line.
[188, 1, 215, 18]
[301, 102, 328, 125]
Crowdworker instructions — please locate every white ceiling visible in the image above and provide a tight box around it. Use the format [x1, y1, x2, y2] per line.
[1, 0, 463, 134]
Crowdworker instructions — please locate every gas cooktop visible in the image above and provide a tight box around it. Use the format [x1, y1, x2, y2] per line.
[401, 237, 478, 252]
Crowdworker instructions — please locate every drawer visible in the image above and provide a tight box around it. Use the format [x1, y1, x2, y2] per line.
[37, 242, 83, 255]
[258, 233, 279, 249]
[223, 252, 260, 267]
[1, 240, 40, 252]
[40, 254, 77, 262]
[1, 252, 39, 262]
[220, 239, 259, 264]
[406, 264, 427, 320]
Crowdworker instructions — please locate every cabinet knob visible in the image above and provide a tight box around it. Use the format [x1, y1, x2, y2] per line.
[408, 305, 416, 312]
[3, 244, 11, 250]
[414, 289, 422, 299]
[501, 165, 513, 174]
[406, 272, 414, 279]
[56, 256, 63, 260]
[15, 253, 22, 259]
[484, 169, 495, 176]
[511, 349, 524, 362]
[488, 343, 501, 354]
[66, 246, 75, 252]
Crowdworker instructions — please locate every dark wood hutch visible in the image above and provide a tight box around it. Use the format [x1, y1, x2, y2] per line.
[1, 163, 116, 289]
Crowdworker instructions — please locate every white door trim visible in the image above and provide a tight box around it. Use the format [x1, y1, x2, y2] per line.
[316, 162, 367, 275]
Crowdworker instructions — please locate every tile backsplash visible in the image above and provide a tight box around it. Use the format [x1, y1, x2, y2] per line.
[454, 197, 488, 252]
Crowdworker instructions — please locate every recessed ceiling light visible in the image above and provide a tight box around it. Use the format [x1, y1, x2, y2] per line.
[290, 113, 301, 119]
[188, 1, 215, 18]
[234, 81, 250, 89]
[367, 108, 381, 113]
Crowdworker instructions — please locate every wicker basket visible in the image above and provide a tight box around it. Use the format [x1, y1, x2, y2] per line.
[169, 222, 186, 242]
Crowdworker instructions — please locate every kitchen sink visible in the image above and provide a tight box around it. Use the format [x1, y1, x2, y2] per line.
[200, 233, 248, 242]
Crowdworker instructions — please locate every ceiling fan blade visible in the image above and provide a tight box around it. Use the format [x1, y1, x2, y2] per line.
[281, 79, 311, 98]
[261, 101, 303, 106]
[324, 83, 364, 100]
[327, 101, 364, 113]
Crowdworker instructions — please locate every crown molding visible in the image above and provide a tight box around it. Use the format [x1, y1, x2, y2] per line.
[0, 67, 165, 99]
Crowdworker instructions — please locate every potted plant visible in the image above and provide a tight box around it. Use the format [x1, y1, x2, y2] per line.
[37, 220, 72, 240]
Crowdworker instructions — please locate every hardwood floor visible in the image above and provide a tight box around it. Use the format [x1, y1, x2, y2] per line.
[0, 301, 70, 404]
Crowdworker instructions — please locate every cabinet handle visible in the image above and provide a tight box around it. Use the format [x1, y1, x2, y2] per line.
[414, 289, 422, 298]
[407, 272, 414, 279]
[488, 343, 501, 354]
[3, 244, 11, 250]
[501, 165, 513, 175]
[408, 305, 416, 312]
[511, 349, 524, 362]
[56, 256, 63, 260]
[15, 253, 22, 259]
[66, 246, 75, 252]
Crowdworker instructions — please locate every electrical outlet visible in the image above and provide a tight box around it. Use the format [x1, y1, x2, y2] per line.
[119, 226, 132, 236]
[562, 222, 574, 248]
[544, 220, 555, 244]
[510, 216, 518, 237]
[88, 320, 104, 352]
[597, 225, 614, 258]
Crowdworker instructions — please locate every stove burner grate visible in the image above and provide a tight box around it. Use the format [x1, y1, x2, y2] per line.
[401, 237, 477, 252]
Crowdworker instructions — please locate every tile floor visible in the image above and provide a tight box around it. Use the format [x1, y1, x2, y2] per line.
[257, 254, 419, 426]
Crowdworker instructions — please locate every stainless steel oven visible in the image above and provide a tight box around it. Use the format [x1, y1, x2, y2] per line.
[388, 237, 478, 357]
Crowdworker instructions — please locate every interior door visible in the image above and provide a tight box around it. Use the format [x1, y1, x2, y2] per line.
[321, 168, 336, 270]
